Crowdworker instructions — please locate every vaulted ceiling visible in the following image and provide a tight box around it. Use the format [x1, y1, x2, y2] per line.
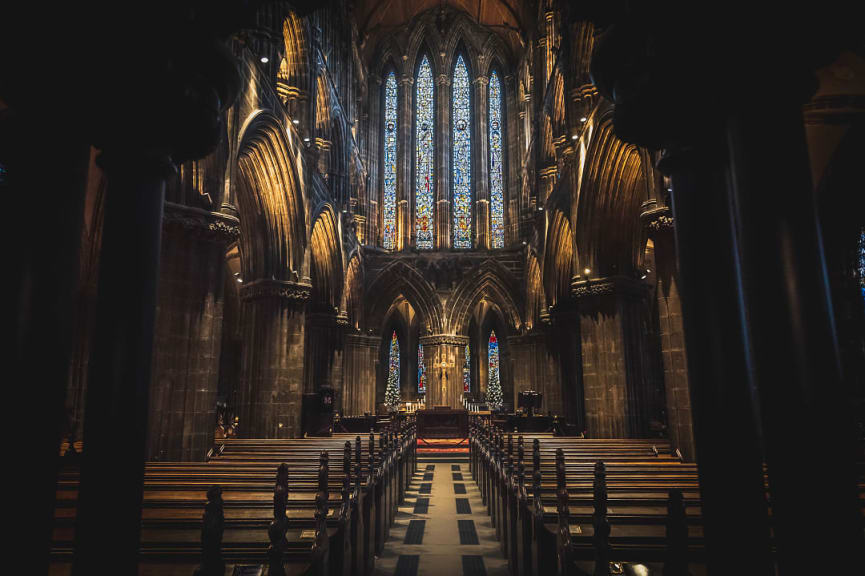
[353, 0, 530, 59]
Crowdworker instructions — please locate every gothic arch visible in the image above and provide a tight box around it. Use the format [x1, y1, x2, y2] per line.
[281, 12, 312, 121]
[447, 259, 523, 334]
[366, 260, 444, 334]
[543, 208, 575, 308]
[235, 111, 306, 281]
[440, 15, 482, 75]
[575, 106, 649, 276]
[526, 250, 547, 330]
[309, 204, 343, 312]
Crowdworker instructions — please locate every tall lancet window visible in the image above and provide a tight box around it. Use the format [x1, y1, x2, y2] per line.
[415, 55, 435, 249]
[487, 331, 502, 408]
[452, 54, 473, 248]
[418, 343, 427, 394]
[382, 71, 398, 250]
[385, 331, 401, 408]
[488, 70, 505, 248]
[463, 343, 471, 393]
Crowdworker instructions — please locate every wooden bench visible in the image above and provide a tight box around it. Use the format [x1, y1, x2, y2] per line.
[51, 420, 417, 576]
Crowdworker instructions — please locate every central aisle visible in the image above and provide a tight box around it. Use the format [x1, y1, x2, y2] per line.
[373, 460, 510, 576]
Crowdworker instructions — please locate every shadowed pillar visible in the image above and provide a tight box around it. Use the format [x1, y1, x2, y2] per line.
[237, 280, 310, 438]
[147, 202, 239, 461]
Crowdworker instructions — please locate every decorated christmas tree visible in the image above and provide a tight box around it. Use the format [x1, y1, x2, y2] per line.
[385, 331, 401, 410]
[487, 331, 502, 409]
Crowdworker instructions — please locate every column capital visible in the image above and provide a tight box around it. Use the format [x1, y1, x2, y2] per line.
[399, 75, 414, 86]
[435, 74, 451, 88]
[640, 203, 675, 235]
[162, 201, 240, 244]
[239, 279, 312, 303]
[473, 76, 489, 89]
[570, 275, 646, 301]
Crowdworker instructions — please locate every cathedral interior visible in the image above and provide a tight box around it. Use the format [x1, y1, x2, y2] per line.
[3, 1, 864, 574]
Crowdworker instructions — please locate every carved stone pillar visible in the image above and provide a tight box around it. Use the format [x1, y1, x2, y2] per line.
[507, 332, 561, 415]
[571, 276, 649, 438]
[435, 73, 451, 249]
[398, 74, 413, 250]
[548, 306, 583, 427]
[420, 334, 467, 408]
[343, 333, 379, 416]
[473, 75, 490, 249]
[147, 202, 239, 461]
[237, 279, 310, 438]
[641, 203, 695, 460]
[539, 165, 557, 206]
[305, 311, 346, 403]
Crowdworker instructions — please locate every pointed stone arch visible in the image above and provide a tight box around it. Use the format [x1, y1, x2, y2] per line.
[366, 260, 444, 334]
[447, 259, 523, 334]
[235, 111, 306, 282]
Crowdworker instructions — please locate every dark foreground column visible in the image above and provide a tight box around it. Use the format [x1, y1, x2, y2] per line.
[73, 153, 170, 573]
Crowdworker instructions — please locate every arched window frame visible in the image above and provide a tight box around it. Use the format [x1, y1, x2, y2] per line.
[488, 66, 507, 249]
[451, 50, 474, 249]
[381, 66, 399, 250]
[413, 51, 436, 250]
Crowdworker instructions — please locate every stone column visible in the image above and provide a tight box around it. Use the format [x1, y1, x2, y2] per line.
[420, 334, 467, 408]
[305, 311, 346, 399]
[548, 307, 583, 427]
[507, 332, 561, 415]
[642, 204, 695, 460]
[473, 75, 490, 249]
[147, 202, 239, 461]
[398, 74, 413, 250]
[237, 279, 310, 438]
[571, 276, 649, 438]
[435, 73, 451, 249]
[367, 74, 382, 245]
[343, 333, 379, 415]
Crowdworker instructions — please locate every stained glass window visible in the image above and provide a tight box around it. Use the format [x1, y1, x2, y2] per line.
[487, 331, 502, 408]
[452, 54, 472, 248]
[385, 331, 401, 408]
[383, 71, 398, 250]
[489, 70, 505, 249]
[858, 228, 865, 304]
[418, 343, 427, 393]
[415, 55, 435, 249]
[463, 343, 471, 393]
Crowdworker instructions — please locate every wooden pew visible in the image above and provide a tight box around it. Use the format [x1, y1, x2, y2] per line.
[50, 418, 417, 575]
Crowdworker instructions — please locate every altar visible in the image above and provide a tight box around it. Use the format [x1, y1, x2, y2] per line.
[416, 407, 468, 439]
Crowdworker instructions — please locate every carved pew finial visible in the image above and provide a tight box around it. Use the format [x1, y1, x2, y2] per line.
[592, 462, 611, 576]
[196, 485, 225, 576]
[268, 464, 290, 576]
[664, 488, 689, 576]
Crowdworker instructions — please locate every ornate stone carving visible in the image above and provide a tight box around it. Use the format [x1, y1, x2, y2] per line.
[570, 275, 645, 301]
[640, 204, 675, 235]
[239, 279, 312, 302]
[419, 333, 469, 347]
[162, 201, 240, 244]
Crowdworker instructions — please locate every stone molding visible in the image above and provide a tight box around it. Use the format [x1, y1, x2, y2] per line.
[419, 333, 469, 347]
[239, 279, 312, 303]
[570, 275, 645, 301]
[640, 204, 675, 234]
[162, 201, 240, 244]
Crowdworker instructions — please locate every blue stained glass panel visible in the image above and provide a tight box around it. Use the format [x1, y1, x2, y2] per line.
[383, 72, 398, 249]
[418, 343, 426, 393]
[415, 55, 435, 249]
[489, 71, 505, 249]
[452, 54, 472, 248]
[463, 343, 470, 393]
